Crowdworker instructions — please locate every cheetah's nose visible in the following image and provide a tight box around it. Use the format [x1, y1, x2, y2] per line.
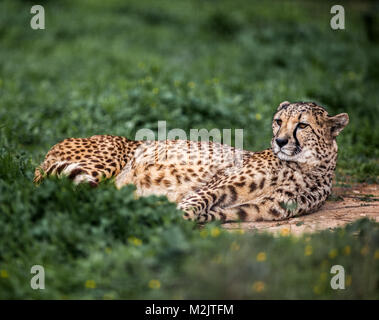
[276, 138, 288, 148]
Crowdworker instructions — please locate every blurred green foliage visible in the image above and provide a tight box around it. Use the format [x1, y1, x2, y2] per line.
[0, 149, 378, 299]
[0, 0, 378, 299]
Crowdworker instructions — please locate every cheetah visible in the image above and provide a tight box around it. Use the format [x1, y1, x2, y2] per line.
[34, 101, 349, 222]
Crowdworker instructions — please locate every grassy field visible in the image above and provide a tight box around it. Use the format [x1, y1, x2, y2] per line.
[0, 0, 378, 299]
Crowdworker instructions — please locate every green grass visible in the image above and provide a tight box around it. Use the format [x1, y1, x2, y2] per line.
[0, 0, 378, 299]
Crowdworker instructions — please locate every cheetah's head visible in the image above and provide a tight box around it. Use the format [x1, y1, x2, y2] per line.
[271, 101, 349, 164]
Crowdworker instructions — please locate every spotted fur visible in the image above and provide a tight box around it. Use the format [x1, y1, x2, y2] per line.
[34, 102, 349, 222]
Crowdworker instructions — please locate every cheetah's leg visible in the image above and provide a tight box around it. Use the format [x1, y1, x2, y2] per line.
[195, 205, 261, 223]
[34, 161, 98, 187]
[202, 192, 306, 222]
[178, 186, 242, 222]
[180, 199, 300, 223]
[182, 205, 261, 223]
[178, 182, 304, 222]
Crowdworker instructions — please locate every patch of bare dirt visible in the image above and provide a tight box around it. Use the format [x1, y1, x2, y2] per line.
[222, 184, 379, 235]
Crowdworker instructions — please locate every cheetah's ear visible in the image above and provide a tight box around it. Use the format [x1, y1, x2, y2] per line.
[329, 113, 349, 137]
[277, 101, 290, 111]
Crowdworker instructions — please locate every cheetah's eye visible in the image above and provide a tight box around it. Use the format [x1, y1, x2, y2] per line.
[275, 119, 282, 126]
[298, 123, 309, 129]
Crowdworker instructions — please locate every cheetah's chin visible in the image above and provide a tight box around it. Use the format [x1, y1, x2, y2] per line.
[276, 150, 314, 164]
[276, 151, 295, 161]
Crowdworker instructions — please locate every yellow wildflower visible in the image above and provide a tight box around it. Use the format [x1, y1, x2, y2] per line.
[210, 227, 221, 237]
[252, 281, 265, 293]
[329, 249, 338, 259]
[361, 245, 369, 256]
[343, 245, 351, 256]
[313, 285, 321, 295]
[231, 229, 244, 235]
[255, 113, 262, 121]
[256, 252, 267, 262]
[149, 279, 161, 289]
[0, 270, 9, 278]
[152, 87, 159, 94]
[200, 229, 208, 238]
[374, 249, 379, 260]
[305, 245, 313, 256]
[346, 275, 352, 286]
[280, 227, 290, 236]
[188, 81, 196, 89]
[85, 280, 96, 289]
[128, 236, 142, 246]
